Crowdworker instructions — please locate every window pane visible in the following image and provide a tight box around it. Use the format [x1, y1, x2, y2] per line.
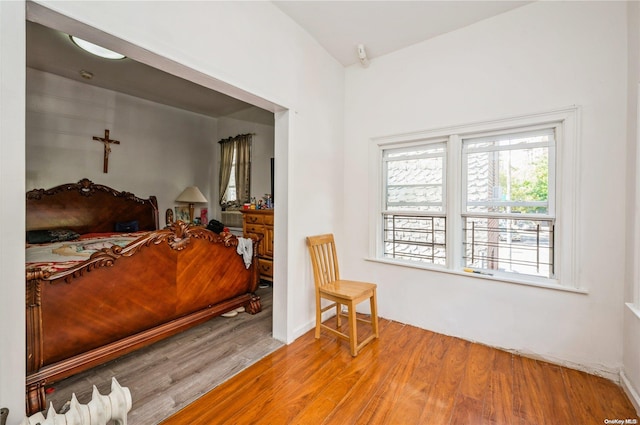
[462, 216, 554, 278]
[226, 164, 237, 202]
[383, 214, 446, 265]
[385, 143, 445, 213]
[224, 148, 237, 203]
[386, 185, 442, 208]
[464, 131, 552, 215]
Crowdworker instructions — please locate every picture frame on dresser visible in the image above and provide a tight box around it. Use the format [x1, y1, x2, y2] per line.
[200, 208, 208, 224]
[165, 208, 174, 225]
[175, 205, 190, 222]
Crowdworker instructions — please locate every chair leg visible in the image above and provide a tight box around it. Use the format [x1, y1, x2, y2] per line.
[315, 297, 322, 339]
[336, 302, 342, 327]
[370, 289, 379, 338]
[348, 301, 358, 356]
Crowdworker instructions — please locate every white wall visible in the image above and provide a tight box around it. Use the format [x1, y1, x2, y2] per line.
[344, 1, 628, 378]
[2, 1, 344, 422]
[26, 68, 217, 220]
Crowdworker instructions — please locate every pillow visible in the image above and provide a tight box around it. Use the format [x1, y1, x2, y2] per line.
[206, 219, 224, 233]
[27, 229, 80, 244]
[115, 220, 139, 233]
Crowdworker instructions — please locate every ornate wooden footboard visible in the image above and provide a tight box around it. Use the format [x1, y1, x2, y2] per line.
[25, 180, 261, 415]
[26, 222, 260, 414]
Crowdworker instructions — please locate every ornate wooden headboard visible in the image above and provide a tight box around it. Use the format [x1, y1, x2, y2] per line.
[26, 178, 159, 234]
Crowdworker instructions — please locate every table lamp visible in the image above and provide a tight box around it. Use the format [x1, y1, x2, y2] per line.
[176, 186, 208, 223]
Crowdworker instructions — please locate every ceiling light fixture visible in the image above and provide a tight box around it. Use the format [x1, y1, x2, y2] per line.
[70, 36, 126, 60]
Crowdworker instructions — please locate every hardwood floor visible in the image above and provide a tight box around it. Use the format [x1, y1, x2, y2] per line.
[162, 316, 639, 425]
[45, 286, 282, 424]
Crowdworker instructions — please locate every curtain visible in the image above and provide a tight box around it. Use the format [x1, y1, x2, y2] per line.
[235, 134, 252, 204]
[218, 138, 235, 204]
[218, 133, 252, 206]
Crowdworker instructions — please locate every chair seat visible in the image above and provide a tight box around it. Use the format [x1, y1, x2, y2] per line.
[319, 280, 376, 300]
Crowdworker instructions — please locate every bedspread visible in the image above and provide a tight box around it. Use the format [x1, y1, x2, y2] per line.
[26, 232, 147, 274]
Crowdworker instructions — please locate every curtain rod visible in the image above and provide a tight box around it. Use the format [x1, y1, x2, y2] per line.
[218, 133, 256, 144]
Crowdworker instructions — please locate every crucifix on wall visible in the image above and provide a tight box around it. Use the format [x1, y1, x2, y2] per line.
[91, 129, 121, 173]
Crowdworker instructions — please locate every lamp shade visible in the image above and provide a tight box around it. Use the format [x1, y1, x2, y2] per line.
[176, 186, 208, 203]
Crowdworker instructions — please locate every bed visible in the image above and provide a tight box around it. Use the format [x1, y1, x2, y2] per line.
[25, 178, 261, 415]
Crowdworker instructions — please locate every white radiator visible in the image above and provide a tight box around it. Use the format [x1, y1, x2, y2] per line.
[23, 377, 132, 425]
[221, 210, 243, 228]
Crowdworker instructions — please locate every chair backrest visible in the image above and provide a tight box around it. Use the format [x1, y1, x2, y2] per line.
[306, 234, 340, 287]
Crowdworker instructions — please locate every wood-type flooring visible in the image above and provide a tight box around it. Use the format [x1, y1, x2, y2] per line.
[162, 314, 638, 425]
[45, 286, 282, 424]
[45, 287, 638, 425]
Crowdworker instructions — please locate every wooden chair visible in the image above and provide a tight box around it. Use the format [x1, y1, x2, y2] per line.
[306, 234, 379, 356]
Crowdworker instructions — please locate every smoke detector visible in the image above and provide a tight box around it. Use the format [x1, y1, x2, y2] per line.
[357, 44, 370, 68]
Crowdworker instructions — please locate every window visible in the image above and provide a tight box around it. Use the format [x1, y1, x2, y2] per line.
[371, 107, 579, 287]
[222, 147, 237, 203]
[382, 142, 447, 265]
[462, 128, 555, 279]
[219, 133, 252, 208]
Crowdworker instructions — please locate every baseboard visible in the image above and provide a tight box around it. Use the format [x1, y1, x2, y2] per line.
[500, 347, 621, 382]
[621, 370, 640, 415]
[292, 308, 341, 340]
[293, 319, 315, 341]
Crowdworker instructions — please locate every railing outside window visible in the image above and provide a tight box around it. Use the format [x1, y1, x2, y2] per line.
[383, 213, 446, 265]
[462, 216, 554, 278]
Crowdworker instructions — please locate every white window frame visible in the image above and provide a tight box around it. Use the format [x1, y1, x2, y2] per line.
[381, 140, 448, 265]
[460, 126, 556, 279]
[368, 106, 582, 291]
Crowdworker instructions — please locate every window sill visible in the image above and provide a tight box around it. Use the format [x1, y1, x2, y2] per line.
[365, 257, 589, 295]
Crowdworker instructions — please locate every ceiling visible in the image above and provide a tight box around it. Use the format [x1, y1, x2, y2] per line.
[273, 1, 531, 67]
[26, 21, 255, 118]
[26, 1, 531, 118]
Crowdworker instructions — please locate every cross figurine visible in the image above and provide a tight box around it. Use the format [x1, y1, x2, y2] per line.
[92, 129, 120, 173]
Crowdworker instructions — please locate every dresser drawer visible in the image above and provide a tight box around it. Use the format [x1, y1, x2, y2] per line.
[264, 214, 274, 226]
[244, 214, 264, 225]
[244, 224, 263, 235]
[258, 258, 273, 277]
